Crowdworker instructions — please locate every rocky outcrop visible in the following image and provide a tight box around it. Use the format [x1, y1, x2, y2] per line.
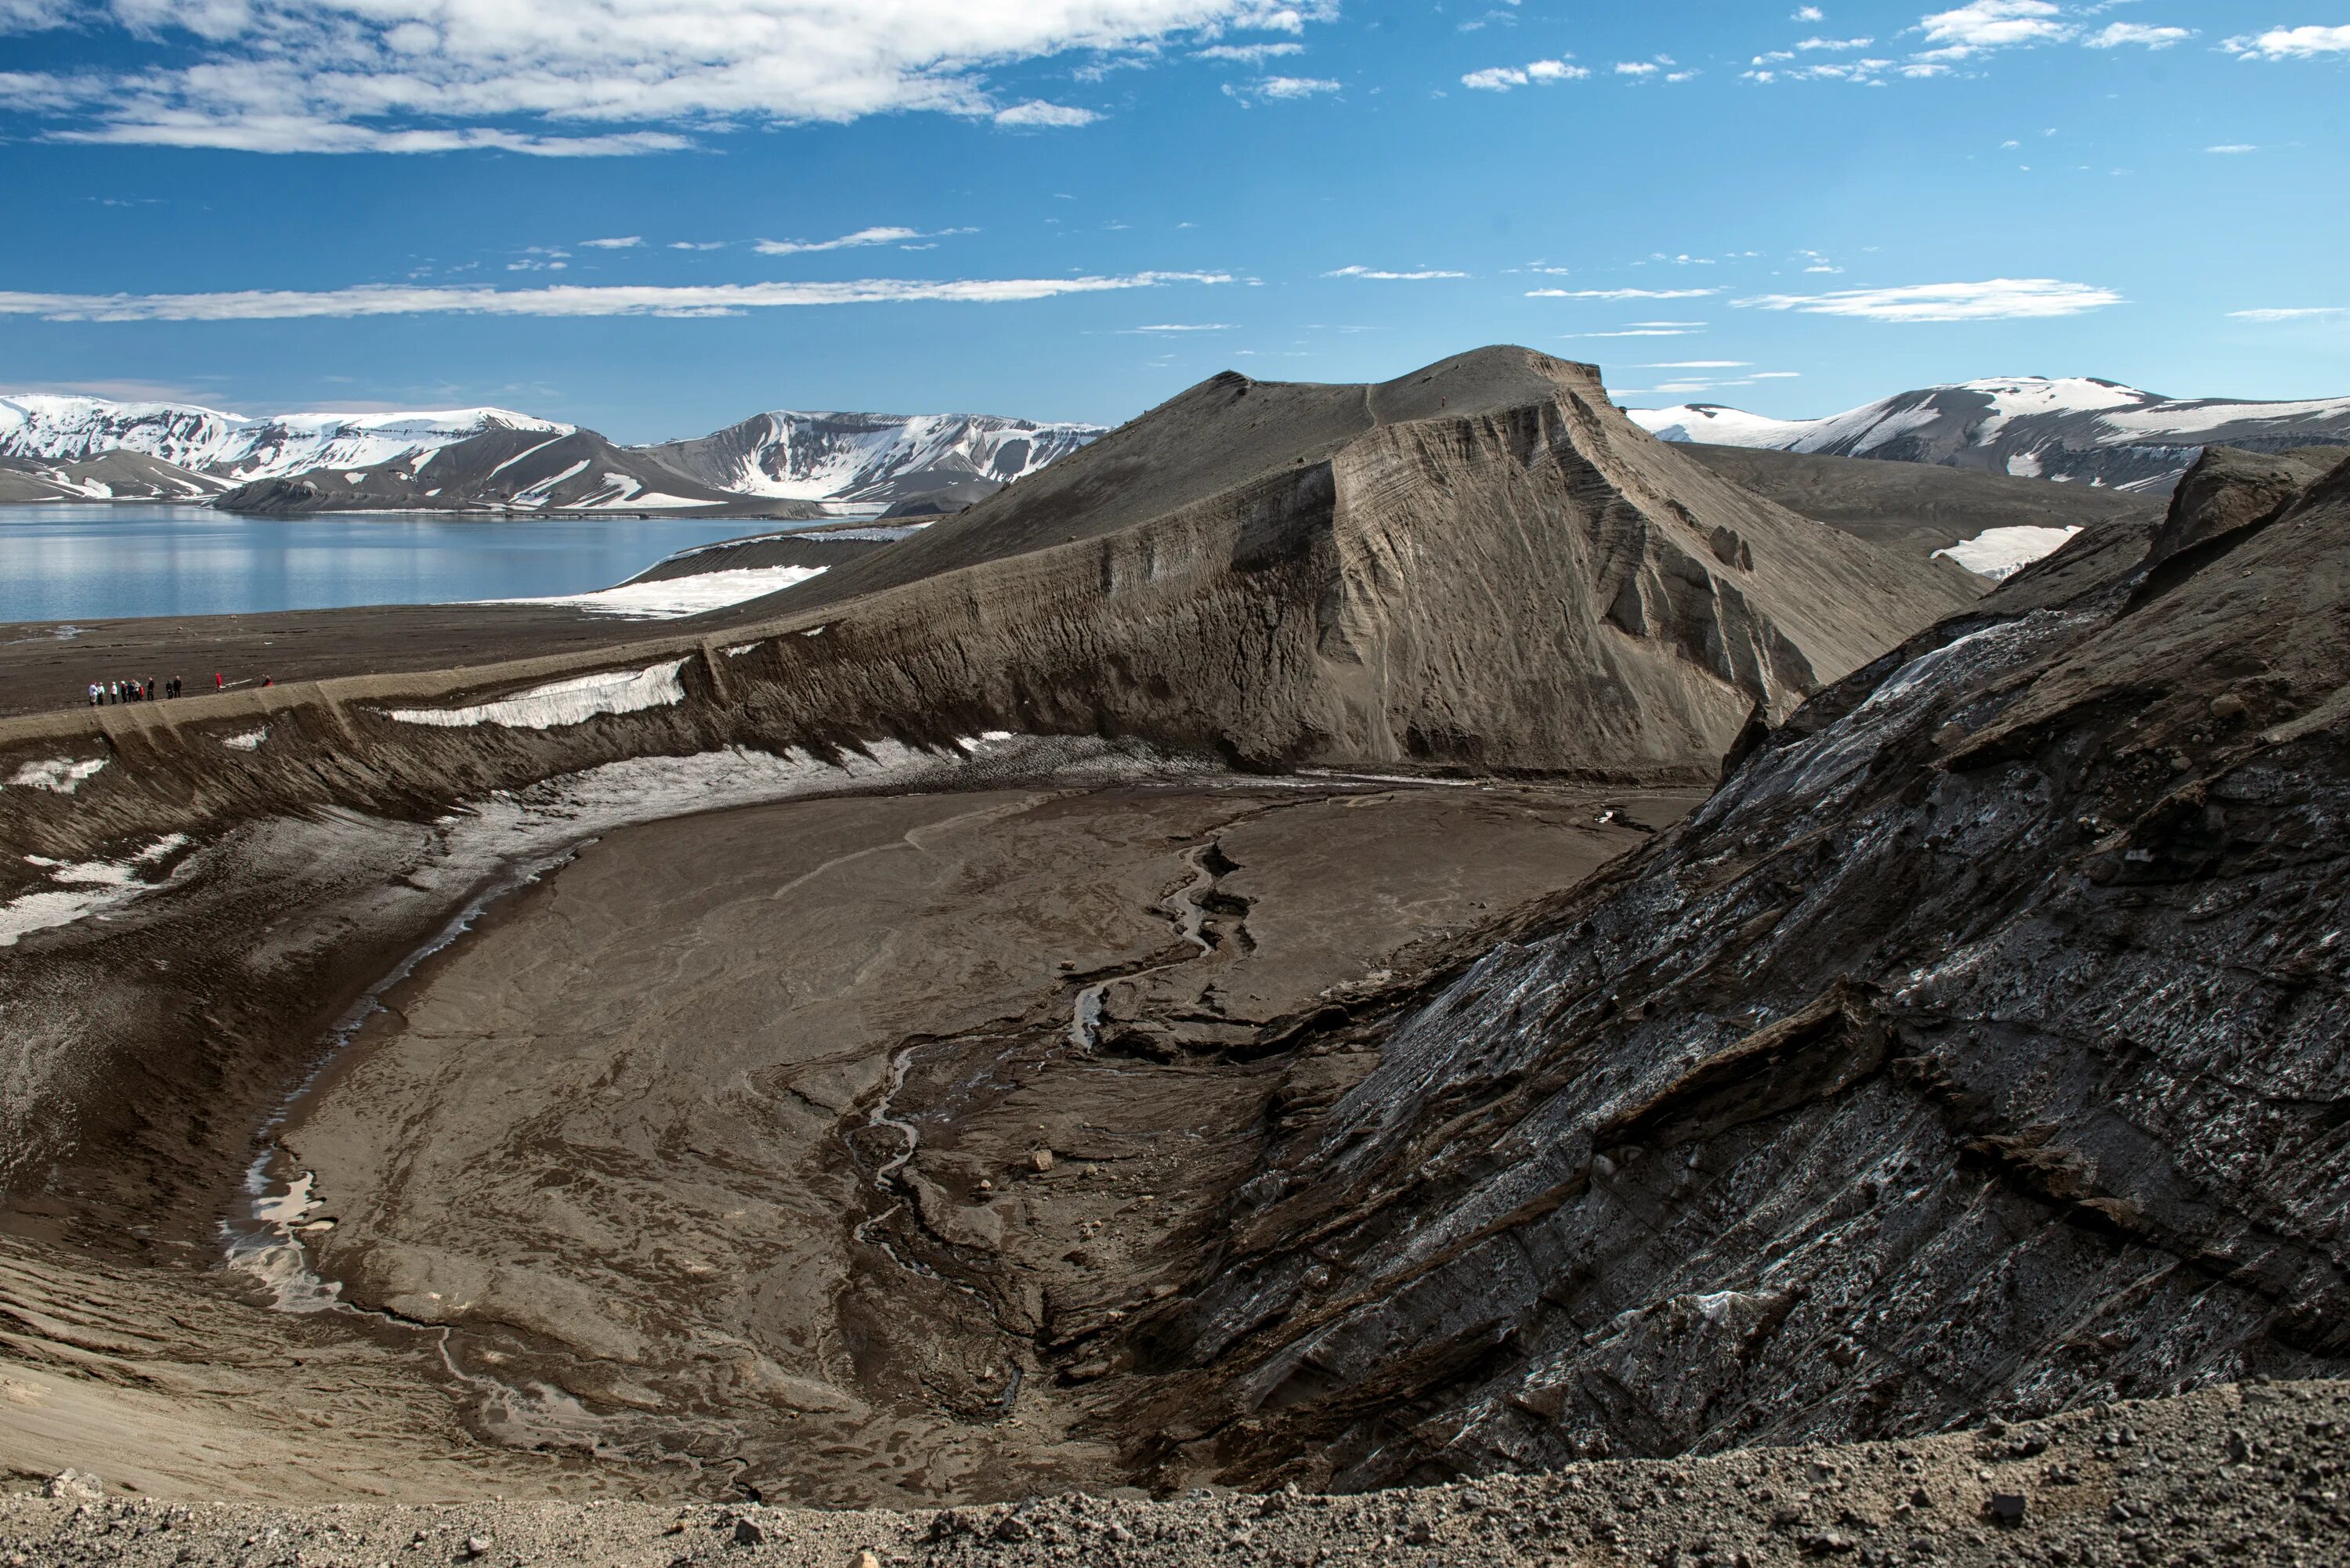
[1106, 445, 2350, 1489]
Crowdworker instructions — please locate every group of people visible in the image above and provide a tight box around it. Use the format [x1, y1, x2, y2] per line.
[85, 673, 273, 706]
[88, 676, 183, 705]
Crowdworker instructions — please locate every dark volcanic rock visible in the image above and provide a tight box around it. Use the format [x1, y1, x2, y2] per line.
[1124, 445, 2350, 1489]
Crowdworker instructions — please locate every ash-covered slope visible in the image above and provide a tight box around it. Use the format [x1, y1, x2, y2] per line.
[720, 346, 1979, 776]
[635, 409, 1102, 508]
[1118, 444, 2350, 1490]
[1633, 376, 2350, 494]
[212, 426, 820, 517]
[1677, 443, 2162, 576]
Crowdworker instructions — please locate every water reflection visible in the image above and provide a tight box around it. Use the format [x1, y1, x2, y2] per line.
[0, 505, 805, 623]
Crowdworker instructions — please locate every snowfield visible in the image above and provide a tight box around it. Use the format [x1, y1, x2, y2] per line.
[386, 659, 689, 729]
[1933, 525, 2081, 579]
[487, 564, 828, 619]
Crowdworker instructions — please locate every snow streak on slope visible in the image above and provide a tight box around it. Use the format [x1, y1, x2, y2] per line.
[0, 396, 570, 482]
[1628, 377, 2350, 493]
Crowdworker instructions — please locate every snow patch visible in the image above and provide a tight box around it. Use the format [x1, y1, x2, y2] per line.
[386, 659, 688, 729]
[1933, 525, 2081, 579]
[220, 728, 267, 752]
[486, 564, 826, 619]
[1, 834, 189, 947]
[6, 757, 107, 793]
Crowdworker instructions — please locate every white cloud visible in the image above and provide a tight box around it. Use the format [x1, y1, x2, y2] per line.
[1917, 0, 2071, 57]
[1325, 266, 1466, 280]
[2227, 306, 2345, 323]
[1464, 57, 1585, 89]
[2224, 25, 2350, 59]
[1196, 42, 1303, 63]
[754, 225, 976, 255]
[1528, 287, 1719, 300]
[1124, 322, 1235, 331]
[995, 100, 1100, 127]
[0, 271, 1236, 322]
[7, 0, 1330, 154]
[2086, 23, 2193, 49]
[1798, 36, 1873, 50]
[1793, 5, 1824, 19]
[2204, 144, 2258, 155]
[1635, 360, 1750, 368]
[1254, 74, 1340, 98]
[580, 236, 643, 249]
[1734, 276, 2122, 322]
[1614, 61, 1658, 76]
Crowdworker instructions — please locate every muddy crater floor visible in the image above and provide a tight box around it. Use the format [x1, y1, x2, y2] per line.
[2, 761, 1694, 1509]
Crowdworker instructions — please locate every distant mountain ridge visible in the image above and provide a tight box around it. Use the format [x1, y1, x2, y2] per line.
[638, 410, 1104, 509]
[0, 393, 1104, 515]
[1629, 376, 2350, 493]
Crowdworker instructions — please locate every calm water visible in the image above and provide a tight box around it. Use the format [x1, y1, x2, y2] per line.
[0, 504, 799, 623]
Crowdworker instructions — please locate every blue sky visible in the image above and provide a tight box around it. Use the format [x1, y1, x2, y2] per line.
[1, 2, 2344, 440]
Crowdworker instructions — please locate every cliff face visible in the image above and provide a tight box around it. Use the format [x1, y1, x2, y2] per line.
[1101, 446, 2350, 1488]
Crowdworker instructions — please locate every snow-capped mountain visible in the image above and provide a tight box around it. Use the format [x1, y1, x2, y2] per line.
[0, 394, 1104, 515]
[212, 425, 818, 518]
[0, 395, 571, 483]
[1629, 377, 2350, 493]
[638, 410, 1105, 508]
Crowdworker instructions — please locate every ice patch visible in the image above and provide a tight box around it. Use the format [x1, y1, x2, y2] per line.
[486, 565, 826, 620]
[221, 728, 267, 752]
[1933, 525, 2081, 580]
[0, 833, 189, 947]
[386, 659, 688, 729]
[6, 757, 107, 793]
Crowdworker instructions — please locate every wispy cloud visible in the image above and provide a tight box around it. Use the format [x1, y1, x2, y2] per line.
[1529, 287, 1719, 300]
[1634, 360, 1750, 368]
[1734, 276, 2122, 322]
[0, 0, 1332, 154]
[2087, 23, 2193, 49]
[754, 225, 975, 255]
[1196, 42, 1303, 63]
[996, 100, 1100, 127]
[2205, 144, 2258, 155]
[1224, 74, 1341, 103]
[1461, 57, 1588, 89]
[2227, 306, 2345, 323]
[2224, 25, 2350, 60]
[1325, 265, 1466, 280]
[1123, 322, 1235, 332]
[580, 237, 643, 250]
[0, 272, 1236, 322]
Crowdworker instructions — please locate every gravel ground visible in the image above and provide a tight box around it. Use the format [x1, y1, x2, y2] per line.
[3, 1380, 2342, 1566]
